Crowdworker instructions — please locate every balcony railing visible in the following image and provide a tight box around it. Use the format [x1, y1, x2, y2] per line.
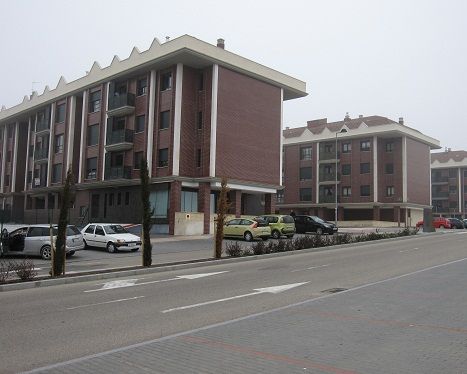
[319, 172, 340, 182]
[319, 150, 339, 161]
[104, 166, 132, 180]
[319, 195, 335, 203]
[33, 178, 47, 188]
[34, 148, 49, 161]
[432, 191, 449, 199]
[106, 129, 134, 145]
[431, 176, 449, 183]
[35, 118, 50, 133]
[107, 93, 135, 116]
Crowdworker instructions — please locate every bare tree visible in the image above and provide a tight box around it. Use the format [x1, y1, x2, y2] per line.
[214, 178, 230, 259]
[140, 159, 152, 267]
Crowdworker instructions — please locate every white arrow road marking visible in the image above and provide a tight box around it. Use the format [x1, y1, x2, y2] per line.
[67, 296, 145, 310]
[161, 282, 308, 313]
[84, 271, 228, 293]
[291, 264, 330, 273]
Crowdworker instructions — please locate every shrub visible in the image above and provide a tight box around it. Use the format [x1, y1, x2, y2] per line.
[275, 240, 286, 252]
[0, 260, 15, 283]
[225, 241, 243, 257]
[252, 241, 266, 255]
[12, 259, 37, 281]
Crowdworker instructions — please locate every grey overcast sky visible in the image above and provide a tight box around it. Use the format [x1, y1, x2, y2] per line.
[1, 0, 466, 151]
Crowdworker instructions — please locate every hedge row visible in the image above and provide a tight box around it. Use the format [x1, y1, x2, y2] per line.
[225, 228, 418, 257]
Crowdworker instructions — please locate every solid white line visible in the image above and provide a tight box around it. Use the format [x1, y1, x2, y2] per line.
[66, 296, 145, 310]
[399, 247, 419, 253]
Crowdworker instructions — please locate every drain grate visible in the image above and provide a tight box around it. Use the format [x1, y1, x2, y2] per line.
[321, 287, 348, 294]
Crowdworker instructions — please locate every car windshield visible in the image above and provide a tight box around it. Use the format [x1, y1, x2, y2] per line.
[311, 216, 325, 224]
[104, 225, 128, 234]
[282, 216, 295, 223]
[66, 226, 81, 236]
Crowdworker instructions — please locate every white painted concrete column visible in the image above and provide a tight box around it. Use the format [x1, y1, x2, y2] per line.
[429, 156, 432, 206]
[458, 167, 462, 213]
[280, 88, 284, 186]
[315, 141, 320, 203]
[172, 63, 183, 176]
[46, 104, 55, 187]
[78, 90, 88, 183]
[11, 122, 19, 192]
[0, 127, 7, 193]
[402, 136, 407, 202]
[66, 95, 76, 173]
[147, 70, 156, 177]
[373, 135, 378, 202]
[209, 64, 219, 177]
[101, 82, 110, 181]
[24, 118, 31, 189]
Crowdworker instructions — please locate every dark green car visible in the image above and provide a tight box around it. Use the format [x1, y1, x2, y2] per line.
[259, 215, 296, 239]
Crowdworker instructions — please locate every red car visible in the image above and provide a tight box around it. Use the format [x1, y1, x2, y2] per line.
[416, 217, 452, 229]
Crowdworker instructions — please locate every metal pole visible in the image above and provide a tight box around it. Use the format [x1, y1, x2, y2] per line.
[335, 132, 338, 226]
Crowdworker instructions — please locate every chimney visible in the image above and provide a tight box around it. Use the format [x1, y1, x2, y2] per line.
[359, 114, 363, 118]
[399, 117, 404, 125]
[285, 126, 290, 130]
[217, 38, 225, 49]
[344, 112, 350, 121]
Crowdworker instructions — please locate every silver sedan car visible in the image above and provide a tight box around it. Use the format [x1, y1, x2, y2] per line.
[0, 225, 84, 260]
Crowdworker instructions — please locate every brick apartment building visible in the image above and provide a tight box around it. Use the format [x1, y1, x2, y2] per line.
[431, 150, 467, 218]
[280, 115, 440, 226]
[0, 35, 306, 234]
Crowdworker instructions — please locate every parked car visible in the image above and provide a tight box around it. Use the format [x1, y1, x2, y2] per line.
[223, 218, 271, 242]
[447, 218, 465, 229]
[258, 214, 296, 239]
[294, 215, 338, 235]
[81, 223, 142, 253]
[463, 219, 467, 228]
[0, 225, 83, 260]
[415, 217, 452, 229]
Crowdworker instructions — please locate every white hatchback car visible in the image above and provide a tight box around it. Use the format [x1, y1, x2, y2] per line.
[81, 223, 142, 253]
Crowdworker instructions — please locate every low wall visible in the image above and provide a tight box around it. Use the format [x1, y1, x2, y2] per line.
[174, 212, 205, 236]
[337, 220, 403, 228]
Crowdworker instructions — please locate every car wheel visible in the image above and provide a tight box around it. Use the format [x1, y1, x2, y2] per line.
[439, 225, 445, 229]
[131, 247, 139, 252]
[244, 231, 253, 242]
[107, 242, 117, 253]
[271, 230, 281, 239]
[316, 228, 323, 235]
[83, 239, 88, 249]
[40, 245, 52, 260]
[66, 251, 75, 257]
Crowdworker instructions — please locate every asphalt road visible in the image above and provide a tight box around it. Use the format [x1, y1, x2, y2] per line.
[1, 231, 466, 373]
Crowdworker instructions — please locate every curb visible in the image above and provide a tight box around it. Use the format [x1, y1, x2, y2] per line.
[0, 231, 442, 292]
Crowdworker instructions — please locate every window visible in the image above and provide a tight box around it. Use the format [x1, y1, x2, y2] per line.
[342, 164, 351, 175]
[464, 170, 467, 178]
[158, 148, 169, 167]
[300, 146, 312, 160]
[360, 163, 370, 174]
[300, 167, 312, 181]
[324, 143, 333, 153]
[181, 190, 198, 212]
[198, 73, 204, 91]
[160, 111, 170, 129]
[277, 190, 284, 203]
[360, 185, 371, 197]
[134, 151, 144, 169]
[125, 191, 130, 205]
[89, 91, 101, 112]
[385, 163, 394, 174]
[323, 186, 333, 196]
[29, 145, 34, 158]
[300, 188, 312, 201]
[4, 175, 9, 186]
[342, 142, 351, 153]
[137, 78, 147, 96]
[135, 115, 145, 133]
[54, 134, 64, 153]
[449, 185, 457, 194]
[449, 169, 457, 178]
[464, 185, 467, 193]
[324, 165, 333, 174]
[108, 193, 114, 207]
[450, 201, 458, 209]
[86, 157, 97, 179]
[386, 186, 395, 196]
[161, 72, 172, 90]
[95, 226, 105, 236]
[52, 164, 62, 183]
[342, 186, 351, 197]
[79, 206, 87, 217]
[196, 149, 202, 168]
[87, 124, 99, 146]
[197, 111, 203, 130]
[360, 140, 371, 151]
[386, 142, 394, 152]
[56, 103, 66, 123]
[117, 193, 122, 206]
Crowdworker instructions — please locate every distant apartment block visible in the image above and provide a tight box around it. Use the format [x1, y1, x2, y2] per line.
[280, 115, 440, 226]
[431, 150, 467, 218]
[0, 35, 307, 234]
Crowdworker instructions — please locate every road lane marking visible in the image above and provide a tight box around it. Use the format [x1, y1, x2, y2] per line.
[67, 296, 145, 310]
[161, 282, 308, 313]
[291, 264, 330, 273]
[85, 271, 228, 292]
[399, 247, 419, 253]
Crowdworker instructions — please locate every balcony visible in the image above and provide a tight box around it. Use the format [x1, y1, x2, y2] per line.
[431, 176, 448, 184]
[319, 150, 340, 162]
[319, 195, 335, 203]
[319, 172, 340, 183]
[34, 148, 49, 163]
[104, 165, 132, 180]
[33, 178, 47, 188]
[105, 129, 134, 152]
[432, 191, 449, 199]
[35, 118, 50, 133]
[107, 93, 135, 117]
